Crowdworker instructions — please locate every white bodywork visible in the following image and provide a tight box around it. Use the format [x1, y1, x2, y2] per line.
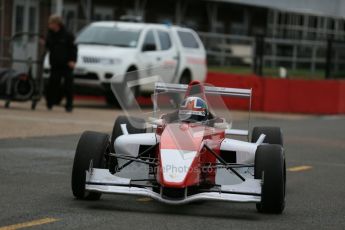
[86, 168, 261, 204]
[115, 133, 158, 157]
[220, 138, 258, 164]
[160, 149, 197, 183]
[43, 21, 207, 94]
[95, 130, 263, 205]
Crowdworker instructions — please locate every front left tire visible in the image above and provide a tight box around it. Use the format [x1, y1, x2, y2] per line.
[251, 126, 283, 146]
[71, 131, 110, 200]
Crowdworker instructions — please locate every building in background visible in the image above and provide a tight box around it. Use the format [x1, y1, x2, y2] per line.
[1, 0, 345, 76]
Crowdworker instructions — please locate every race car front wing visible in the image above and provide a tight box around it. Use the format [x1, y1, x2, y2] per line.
[85, 168, 262, 205]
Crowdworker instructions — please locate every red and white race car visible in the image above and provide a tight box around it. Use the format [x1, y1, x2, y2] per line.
[71, 72, 286, 214]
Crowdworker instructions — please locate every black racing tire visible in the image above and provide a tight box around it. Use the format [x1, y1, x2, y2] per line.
[251, 127, 283, 146]
[255, 145, 286, 214]
[71, 131, 110, 200]
[109, 116, 146, 174]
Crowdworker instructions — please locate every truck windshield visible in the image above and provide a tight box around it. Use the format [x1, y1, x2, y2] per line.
[76, 26, 141, 48]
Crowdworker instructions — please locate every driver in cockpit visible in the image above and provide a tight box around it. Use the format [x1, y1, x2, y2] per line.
[162, 96, 223, 126]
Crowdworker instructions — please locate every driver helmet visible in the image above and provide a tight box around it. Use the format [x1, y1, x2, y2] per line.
[178, 96, 209, 122]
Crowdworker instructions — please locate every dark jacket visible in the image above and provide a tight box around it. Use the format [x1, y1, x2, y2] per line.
[46, 26, 77, 70]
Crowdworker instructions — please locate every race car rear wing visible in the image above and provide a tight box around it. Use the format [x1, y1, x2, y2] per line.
[154, 82, 252, 98]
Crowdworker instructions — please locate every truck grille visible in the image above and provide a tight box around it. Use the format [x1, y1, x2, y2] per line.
[82, 56, 101, 64]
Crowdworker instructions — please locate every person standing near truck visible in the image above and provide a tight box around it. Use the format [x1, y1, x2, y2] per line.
[45, 15, 77, 112]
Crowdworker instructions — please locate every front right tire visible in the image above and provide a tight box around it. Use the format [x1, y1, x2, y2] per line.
[71, 131, 110, 200]
[255, 145, 286, 214]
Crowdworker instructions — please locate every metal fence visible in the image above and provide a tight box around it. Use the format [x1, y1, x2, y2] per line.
[0, 33, 45, 78]
[199, 32, 345, 77]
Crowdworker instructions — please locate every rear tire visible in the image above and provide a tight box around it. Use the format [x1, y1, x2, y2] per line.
[255, 145, 286, 214]
[109, 116, 146, 173]
[110, 116, 146, 152]
[251, 127, 283, 146]
[71, 131, 110, 200]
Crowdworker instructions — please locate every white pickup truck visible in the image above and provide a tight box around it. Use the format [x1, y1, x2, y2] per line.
[44, 21, 207, 106]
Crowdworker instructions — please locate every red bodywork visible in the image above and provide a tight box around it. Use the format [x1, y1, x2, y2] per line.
[155, 81, 225, 189]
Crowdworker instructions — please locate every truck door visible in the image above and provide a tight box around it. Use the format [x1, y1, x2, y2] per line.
[138, 29, 160, 76]
[156, 29, 178, 83]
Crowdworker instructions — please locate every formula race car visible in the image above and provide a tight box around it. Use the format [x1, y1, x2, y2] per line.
[71, 69, 286, 214]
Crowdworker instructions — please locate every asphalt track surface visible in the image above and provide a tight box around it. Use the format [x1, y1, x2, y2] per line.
[1, 113, 345, 229]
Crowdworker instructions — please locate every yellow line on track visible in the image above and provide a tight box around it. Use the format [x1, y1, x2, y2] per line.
[288, 165, 313, 172]
[0, 218, 59, 230]
[137, 197, 152, 202]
